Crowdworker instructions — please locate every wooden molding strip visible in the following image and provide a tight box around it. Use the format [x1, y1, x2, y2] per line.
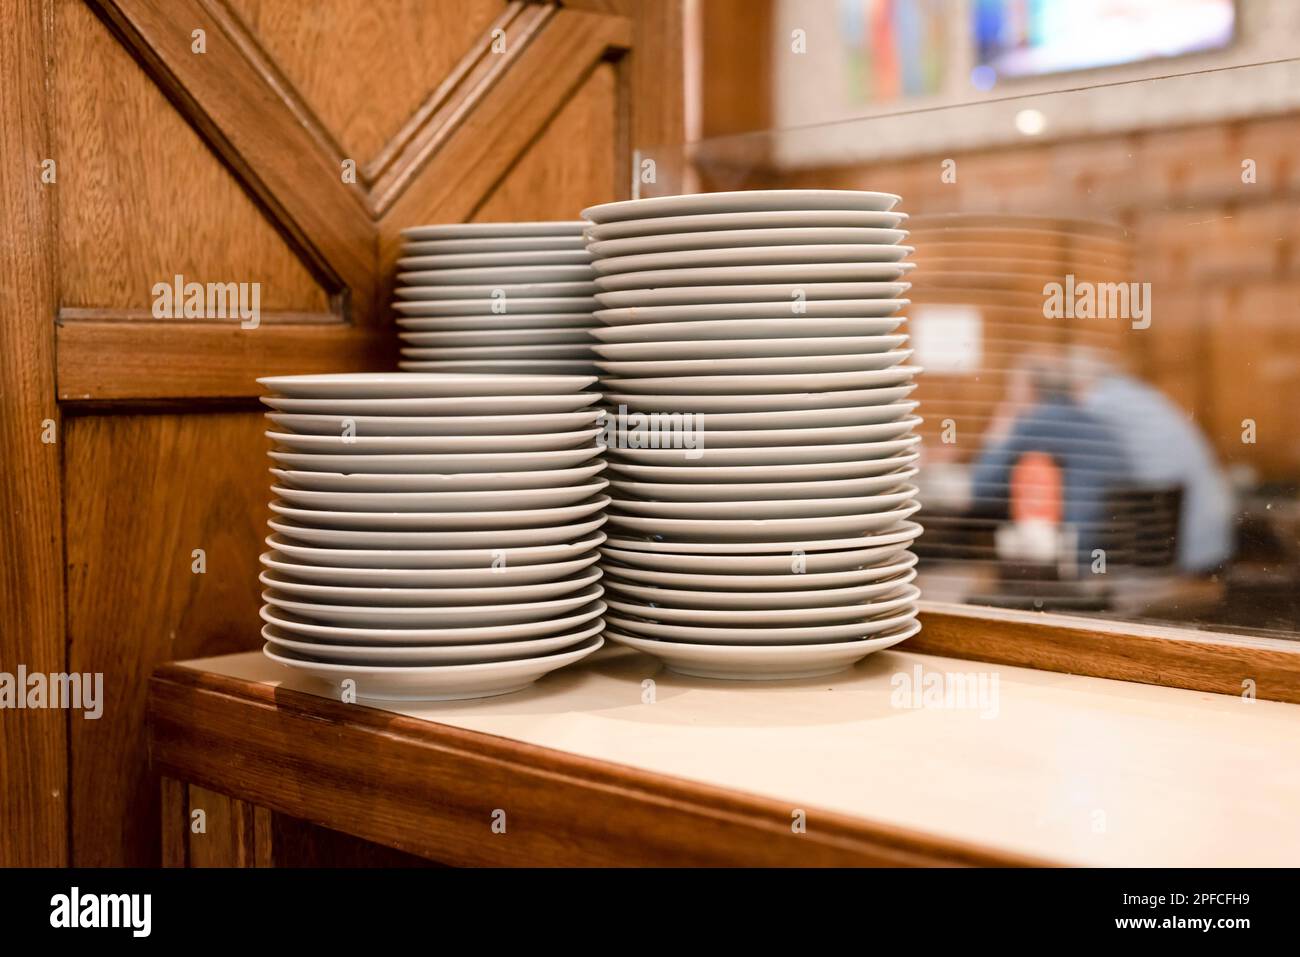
[915, 600, 1300, 704]
[363, 1, 556, 211]
[0, 0, 69, 867]
[148, 664, 1049, 867]
[89, 0, 377, 322]
[379, 7, 632, 250]
[57, 320, 395, 401]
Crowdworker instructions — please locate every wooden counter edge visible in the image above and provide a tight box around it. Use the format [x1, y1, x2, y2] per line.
[147, 662, 1057, 868]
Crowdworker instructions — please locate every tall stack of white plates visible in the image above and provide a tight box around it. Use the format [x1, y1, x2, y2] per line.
[394, 222, 598, 375]
[256, 373, 607, 700]
[583, 190, 923, 680]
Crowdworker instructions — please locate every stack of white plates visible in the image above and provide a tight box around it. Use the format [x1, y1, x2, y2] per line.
[582, 190, 923, 680]
[256, 373, 608, 700]
[394, 222, 598, 375]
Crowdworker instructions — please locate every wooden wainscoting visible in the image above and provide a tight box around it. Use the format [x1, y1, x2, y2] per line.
[0, 0, 684, 865]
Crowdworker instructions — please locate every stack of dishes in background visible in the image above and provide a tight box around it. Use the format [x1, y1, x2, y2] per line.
[583, 190, 924, 680]
[393, 221, 599, 376]
[256, 372, 608, 700]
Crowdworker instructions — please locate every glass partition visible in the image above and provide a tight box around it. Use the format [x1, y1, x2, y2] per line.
[634, 10, 1300, 640]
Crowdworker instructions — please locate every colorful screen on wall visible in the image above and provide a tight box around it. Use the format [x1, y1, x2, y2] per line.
[972, 0, 1235, 79]
[839, 0, 947, 103]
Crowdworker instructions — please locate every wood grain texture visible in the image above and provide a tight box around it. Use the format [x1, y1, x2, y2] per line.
[378, 6, 631, 248]
[56, 319, 395, 401]
[471, 60, 622, 221]
[67, 412, 271, 865]
[227, 0, 508, 170]
[55, 0, 328, 313]
[0, 0, 69, 868]
[186, 784, 257, 867]
[160, 777, 188, 867]
[89, 0, 378, 320]
[149, 665, 1043, 867]
[915, 601, 1300, 704]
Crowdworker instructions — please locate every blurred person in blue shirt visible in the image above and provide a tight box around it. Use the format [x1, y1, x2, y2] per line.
[971, 355, 1132, 565]
[1068, 348, 1234, 573]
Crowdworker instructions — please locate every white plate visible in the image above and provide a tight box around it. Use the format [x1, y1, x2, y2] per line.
[594, 281, 909, 309]
[261, 548, 601, 587]
[270, 479, 608, 512]
[260, 567, 602, 607]
[605, 568, 916, 610]
[402, 343, 594, 361]
[594, 262, 915, 292]
[609, 468, 914, 503]
[602, 385, 915, 414]
[393, 298, 598, 316]
[399, 360, 599, 375]
[594, 317, 906, 344]
[612, 417, 919, 450]
[596, 349, 910, 378]
[601, 552, 917, 592]
[267, 514, 607, 549]
[402, 222, 585, 240]
[396, 314, 600, 332]
[395, 281, 598, 300]
[259, 372, 595, 398]
[592, 334, 907, 360]
[611, 486, 916, 521]
[606, 452, 919, 484]
[268, 494, 609, 531]
[601, 523, 921, 572]
[397, 264, 594, 285]
[606, 605, 917, 646]
[584, 208, 908, 241]
[593, 299, 908, 327]
[402, 236, 587, 254]
[267, 443, 603, 474]
[593, 244, 913, 276]
[398, 250, 593, 269]
[270, 461, 606, 493]
[263, 634, 604, 701]
[609, 436, 919, 468]
[263, 582, 604, 628]
[605, 503, 919, 543]
[264, 531, 607, 570]
[263, 619, 604, 666]
[604, 516, 922, 555]
[600, 365, 919, 395]
[606, 584, 918, 624]
[260, 392, 600, 415]
[400, 327, 595, 346]
[267, 427, 601, 455]
[602, 621, 917, 680]
[266, 409, 603, 436]
[676, 401, 917, 431]
[261, 599, 605, 646]
[587, 227, 907, 258]
[582, 190, 900, 223]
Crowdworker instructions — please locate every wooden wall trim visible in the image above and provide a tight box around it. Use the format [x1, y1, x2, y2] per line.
[56, 320, 396, 402]
[378, 6, 633, 252]
[148, 665, 1048, 867]
[915, 601, 1300, 704]
[364, 0, 558, 215]
[0, 0, 69, 867]
[89, 0, 378, 322]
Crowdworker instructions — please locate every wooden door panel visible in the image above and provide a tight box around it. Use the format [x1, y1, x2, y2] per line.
[66, 412, 270, 865]
[471, 59, 623, 222]
[55, 0, 329, 314]
[1, 0, 681, 866]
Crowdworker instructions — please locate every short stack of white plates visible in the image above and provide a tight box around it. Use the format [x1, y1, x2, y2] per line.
[256, 372, 608, 700]
[583, 189, 923, 680]
[394, 222, 598, 376]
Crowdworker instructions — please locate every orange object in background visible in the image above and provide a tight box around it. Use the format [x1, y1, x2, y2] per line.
[1010, 452, 1064, 525]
